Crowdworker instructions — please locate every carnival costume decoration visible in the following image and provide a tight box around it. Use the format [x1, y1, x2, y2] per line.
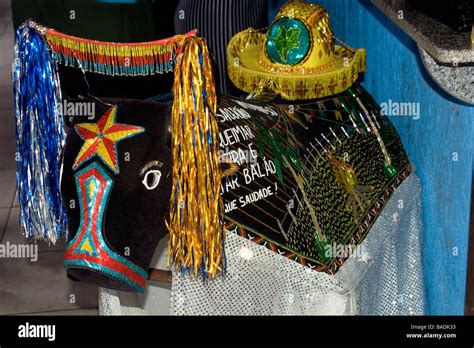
[13, 20, 224, 287]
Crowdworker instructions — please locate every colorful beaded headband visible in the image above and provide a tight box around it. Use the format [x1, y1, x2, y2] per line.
[29, 20, 197, 76]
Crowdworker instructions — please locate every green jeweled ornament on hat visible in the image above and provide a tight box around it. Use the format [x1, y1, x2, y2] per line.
[266, 18, 311, 65]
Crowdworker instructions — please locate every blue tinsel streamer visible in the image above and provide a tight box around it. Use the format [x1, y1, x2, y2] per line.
[12, 22, 67, 243]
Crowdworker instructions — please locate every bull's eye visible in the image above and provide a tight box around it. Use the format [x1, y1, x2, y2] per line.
[142, 170, 162, 190]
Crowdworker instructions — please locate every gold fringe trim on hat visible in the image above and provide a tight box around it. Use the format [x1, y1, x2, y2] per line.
[167, 36, 225, 278]
[227, 29, 366, 100]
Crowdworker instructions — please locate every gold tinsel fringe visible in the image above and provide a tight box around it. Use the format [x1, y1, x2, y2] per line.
[167, 37, 224, 278]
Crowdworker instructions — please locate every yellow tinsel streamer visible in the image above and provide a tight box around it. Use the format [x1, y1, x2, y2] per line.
[167, 37, 224, 278]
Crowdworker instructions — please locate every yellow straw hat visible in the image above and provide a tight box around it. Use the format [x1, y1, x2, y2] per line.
[227, 0, 366, 100]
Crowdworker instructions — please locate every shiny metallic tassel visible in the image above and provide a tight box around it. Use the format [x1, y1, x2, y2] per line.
[167, 37, 225, 278]
[13, 21, 67, 243]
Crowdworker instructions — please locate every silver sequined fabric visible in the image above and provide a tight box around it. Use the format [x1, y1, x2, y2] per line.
[99, 173, 425, 315]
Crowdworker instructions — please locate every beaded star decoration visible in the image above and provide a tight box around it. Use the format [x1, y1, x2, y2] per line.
[73, 105, 144, 174]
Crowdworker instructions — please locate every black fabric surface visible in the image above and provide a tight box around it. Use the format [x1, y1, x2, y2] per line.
[12, 0, 178, 41]
[61, 99, 173, 291]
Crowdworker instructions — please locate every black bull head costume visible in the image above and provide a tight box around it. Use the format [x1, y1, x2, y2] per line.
[13, 20, 410, 293]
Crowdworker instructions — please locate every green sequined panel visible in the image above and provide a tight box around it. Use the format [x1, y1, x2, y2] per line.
[287, 122, 409, 262]
[220, 83, 411, 273]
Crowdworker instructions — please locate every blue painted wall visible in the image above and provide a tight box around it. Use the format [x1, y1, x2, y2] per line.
[271, 0, 473, 315]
